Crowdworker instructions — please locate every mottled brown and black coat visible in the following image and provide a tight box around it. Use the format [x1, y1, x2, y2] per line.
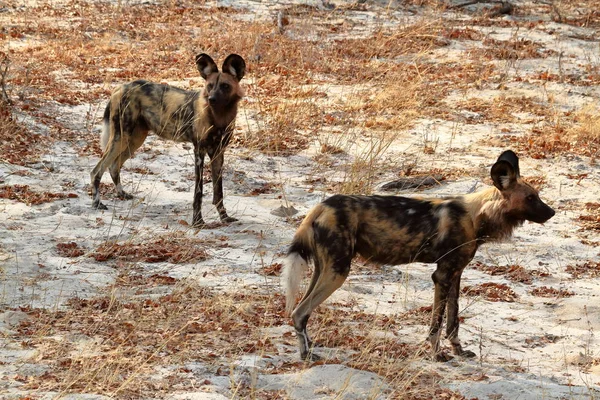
[90, 53, 245, 226]
[283, 151, 555, 361]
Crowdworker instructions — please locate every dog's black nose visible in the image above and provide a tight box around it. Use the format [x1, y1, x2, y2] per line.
[208, 96, 217, 104]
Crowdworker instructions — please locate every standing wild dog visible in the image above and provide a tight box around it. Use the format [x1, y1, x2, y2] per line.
[90, 53, 245, 227]
[282, 150, 555, 361]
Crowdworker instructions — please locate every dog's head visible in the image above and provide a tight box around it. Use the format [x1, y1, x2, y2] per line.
[196, 53, 245, 108]
[491, 150, 555, 224]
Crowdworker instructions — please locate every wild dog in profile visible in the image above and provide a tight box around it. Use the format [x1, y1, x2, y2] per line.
[282, 150, 555, 361]
[90, 53, 246, 227]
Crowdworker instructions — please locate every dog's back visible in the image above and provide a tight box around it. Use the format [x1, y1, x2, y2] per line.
[304, 194, 475, 267]
[104, 80, 201, 144]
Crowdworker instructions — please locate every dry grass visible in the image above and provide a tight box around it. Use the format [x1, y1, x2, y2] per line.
[13, 279, 465, 399]
[0, 184, 79, 205]
[472, 261, 551, 285]
[529, 286, 575, 298]
[576, 202, 600, 232]
[504, 103, 600, 160]
[461, 282, 518, 302]
[16, 283, 286, 398]
[90, 232, 222, 264]
[475, 37, 557, 61]
[568, 105, 600, 161]
[566, 261, 600, 279]
[0, 101, 43, 165]
[455, 95, 550, 125]
[2, 0, 600, 398]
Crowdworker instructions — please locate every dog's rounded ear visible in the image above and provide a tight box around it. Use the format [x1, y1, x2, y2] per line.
[196, 53, 219, 80]
[491, 159, 518, 191]
[222, 54, 246, 81]
[496, 150, 520, 178]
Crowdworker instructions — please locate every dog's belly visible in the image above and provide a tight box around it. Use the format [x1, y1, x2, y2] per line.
[356, 239, 439, 266]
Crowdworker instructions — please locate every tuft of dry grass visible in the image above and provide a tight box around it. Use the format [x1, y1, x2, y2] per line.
[473, 261, 551, 284]
[476, 37, 557, 61]
[515, 101, 600, 160]
[461, 282, 518, 302]
[0, 184, 79, 205]
[529, 286, 575, 298]
[566, 261, 600, 279]
[568, 105, 600, 161]
[0, 101, 43, 166]
[237, 97, 315, 155]
[456, 95, 550, 125]
[336, 130, 402, 195]
[90, 233, 221, 264]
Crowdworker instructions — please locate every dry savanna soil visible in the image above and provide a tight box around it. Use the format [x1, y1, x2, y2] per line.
[1, 0, 600, 399]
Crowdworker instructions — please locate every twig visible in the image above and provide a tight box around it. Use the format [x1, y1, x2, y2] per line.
[277, 10, 286, 35]
[449, 0, 483, 9]
[0, 54, 12, 105]
[487, 2, 513, 18]
[449, 0, 514, 17]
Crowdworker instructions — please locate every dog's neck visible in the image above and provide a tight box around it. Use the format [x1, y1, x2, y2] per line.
[462, 187, 523, 244]
[206, 98, 241, 130]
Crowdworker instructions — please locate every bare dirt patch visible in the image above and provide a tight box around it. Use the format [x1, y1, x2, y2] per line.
[1, 0, 600, 399]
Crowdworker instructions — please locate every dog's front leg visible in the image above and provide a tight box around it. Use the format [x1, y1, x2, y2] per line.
[428, 267, 452, 362]
[208, 148, 237, 223]
[446, 268, 476, 358]
[192, 144, 206, 227]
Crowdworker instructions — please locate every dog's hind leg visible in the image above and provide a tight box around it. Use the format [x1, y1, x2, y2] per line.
[108, 126, 148, 200]
[291, 263, 348, 361]
[90, 135, 129, 210]
[291, 257, 322, 350]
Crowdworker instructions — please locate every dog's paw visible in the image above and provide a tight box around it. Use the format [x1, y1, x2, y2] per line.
[92, 202, 108, 210]
[458, 349, 476, 358]
[118, 192, 134, 200]
[435, 351, 454, 362]
[220, 215, 238, 223]
[191, 219, 206, 228]
[300, 350, 322, 362]
[451, 343, 476, 358]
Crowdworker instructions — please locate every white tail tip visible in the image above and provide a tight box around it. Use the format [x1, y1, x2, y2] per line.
[100, 121, 110, 152]
[281, 253, 308, 316]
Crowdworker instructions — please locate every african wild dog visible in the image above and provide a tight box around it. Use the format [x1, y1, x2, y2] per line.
[282, 150, 555, 361]
[90, 53, 246, 227]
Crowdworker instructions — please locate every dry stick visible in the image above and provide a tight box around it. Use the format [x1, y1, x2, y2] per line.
[449, 0, 484, 8]
[0, 55, 12, 105]
[449, 0, 512, 15]
[543, 0, 563, 22]
[487, 2, 513, 18]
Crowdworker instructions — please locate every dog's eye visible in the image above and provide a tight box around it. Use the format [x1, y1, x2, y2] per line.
[221, 83, 230, 90]
[526, 195, 536, 202]
[207, 84, 214, 90]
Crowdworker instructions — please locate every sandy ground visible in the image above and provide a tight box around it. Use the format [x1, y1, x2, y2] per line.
[1, 0, 600, 399]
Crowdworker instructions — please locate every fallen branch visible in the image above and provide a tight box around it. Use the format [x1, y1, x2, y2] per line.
[0, 53, 11, 105]
[380, 175, 444, 191]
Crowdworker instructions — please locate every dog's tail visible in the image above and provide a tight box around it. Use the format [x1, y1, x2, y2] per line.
[282, 203, 325, 316]
[100, 101, 111, 152]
